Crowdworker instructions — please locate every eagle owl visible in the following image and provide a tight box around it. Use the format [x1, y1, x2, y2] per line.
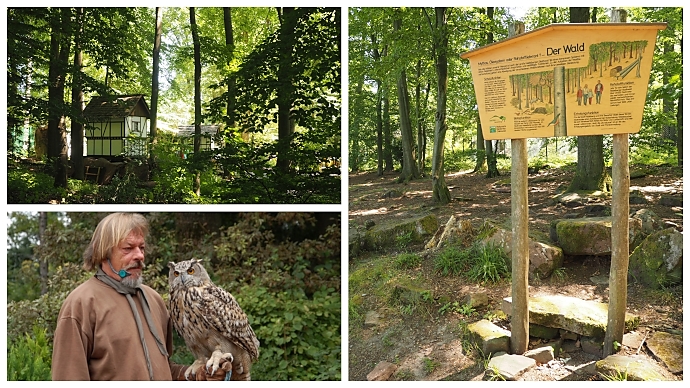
[168, 258, 259, 380]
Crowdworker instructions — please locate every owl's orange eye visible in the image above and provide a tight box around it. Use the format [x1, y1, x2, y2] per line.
[174, 271, 180, 277]
[187, 268, 195, 275]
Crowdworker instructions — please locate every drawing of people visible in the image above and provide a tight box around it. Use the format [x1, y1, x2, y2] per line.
[583, 84, 590, 106]
[595, 80, 604, 104]
[577, 86, 583, 105]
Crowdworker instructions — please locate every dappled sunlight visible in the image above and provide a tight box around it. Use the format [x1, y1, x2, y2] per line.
[351, 207, 391, 216]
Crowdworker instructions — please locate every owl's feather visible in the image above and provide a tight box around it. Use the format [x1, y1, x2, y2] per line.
[168, 259, 259, 380]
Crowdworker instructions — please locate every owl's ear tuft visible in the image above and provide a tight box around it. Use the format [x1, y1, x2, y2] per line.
[191, 258, 203, 265]
[167, 262, 176, 270]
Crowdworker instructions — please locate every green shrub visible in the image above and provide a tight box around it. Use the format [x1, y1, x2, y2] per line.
[239, 285, 341, 380]
[434, 246, 470, 276]
[7, 326, 52, 381]
[394, 253, 422, 270]
[467, 243, 510, 283]
[7, 168, 64, 204]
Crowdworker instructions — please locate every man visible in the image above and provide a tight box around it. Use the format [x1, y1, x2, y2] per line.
[52, 213, 230, 380]
[594, 80, 604, 104]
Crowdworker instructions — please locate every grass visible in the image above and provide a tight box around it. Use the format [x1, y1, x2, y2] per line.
[423, 357, 440, 375]
[394, 253, 422, 270]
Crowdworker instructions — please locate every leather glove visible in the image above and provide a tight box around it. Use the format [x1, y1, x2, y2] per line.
[193, 358, 233, 381]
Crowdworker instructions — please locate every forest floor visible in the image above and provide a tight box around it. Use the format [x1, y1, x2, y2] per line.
[348, 164, 683, 381]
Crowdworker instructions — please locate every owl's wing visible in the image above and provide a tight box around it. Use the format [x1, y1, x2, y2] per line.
[196, 285, 260, 361]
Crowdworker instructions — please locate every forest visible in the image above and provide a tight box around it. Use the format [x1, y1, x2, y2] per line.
[7, 7, 341, 204]
[348, 7, 682, 199]
[6, 212, 341, 380]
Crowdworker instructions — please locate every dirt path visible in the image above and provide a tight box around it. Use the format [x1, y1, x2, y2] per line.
[348, 165, 683, 381]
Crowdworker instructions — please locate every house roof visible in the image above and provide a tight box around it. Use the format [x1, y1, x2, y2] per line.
[83, 94, 150, 121]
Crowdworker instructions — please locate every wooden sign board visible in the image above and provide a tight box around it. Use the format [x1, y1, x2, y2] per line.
[461, 23, 666, 140]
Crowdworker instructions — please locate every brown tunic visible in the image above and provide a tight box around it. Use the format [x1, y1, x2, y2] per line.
[52, 277, 187, 380]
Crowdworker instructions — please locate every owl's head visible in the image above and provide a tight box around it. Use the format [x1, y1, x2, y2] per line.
[167, 258, 211, 289]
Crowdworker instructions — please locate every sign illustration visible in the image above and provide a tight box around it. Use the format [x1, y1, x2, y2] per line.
[461, 23, 667, 140]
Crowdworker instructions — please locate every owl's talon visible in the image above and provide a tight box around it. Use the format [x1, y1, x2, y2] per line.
[206, 349, 234, 376]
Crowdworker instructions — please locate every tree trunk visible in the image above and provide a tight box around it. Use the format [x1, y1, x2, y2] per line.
[431, 7, 450, 203]
[394, 13, 419, 183]
[568, 7, 610, 193]
[224, 7, 238, 136]
[190, 7, 201, 196]
[383, 86, 393, 171]
[150, 7, 162, 166]
[677, 88, 683, 166]
[48, 7, 71, 189]
[473, 117, 486, 172]
[484, 7, 500, 178]
[70, 7, 85, 181]
[376, 83, 384, 176]
[39, 212, 48, 295]
[277, 7, 297, 173]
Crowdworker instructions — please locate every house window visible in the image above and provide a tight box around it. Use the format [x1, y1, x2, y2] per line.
[132, 120, 140, 134]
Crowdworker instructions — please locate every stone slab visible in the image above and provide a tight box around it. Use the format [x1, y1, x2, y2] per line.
[645, 331, 683, 374]
[502, 295, 639, 337]
[487, 353, 536, 381]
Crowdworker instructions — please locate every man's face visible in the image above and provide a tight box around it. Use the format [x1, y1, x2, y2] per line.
[104, 230, 146, 286]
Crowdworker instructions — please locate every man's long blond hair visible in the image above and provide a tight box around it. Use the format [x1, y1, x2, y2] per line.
[83, 213, 149, 271]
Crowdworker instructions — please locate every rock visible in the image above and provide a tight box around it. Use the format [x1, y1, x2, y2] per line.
[524, 346, 554, 364]
[367, 361, 397, 381]
[480, 226, 563, 278]
[364, 311, 381, 328]
[628, 190, 648, 204]
[462, 292, 489, 308]
[528, 323, 560, 340]
[645, 331, 683, 374]
[364, 219, 376, 229]
[502, 295, 639, 338]
[632, 209, 663, 235]
[363, 214, 438, 251]
[580, 336, 603, 357]
[348, 228, 364, 259]
[621, 330, 646, 351]
[556, 192, 586, 207]
[659, 195, 682, 207]
[487, 353, 536, 381]
[381, 189, 404, 199]
[467, 319, 511, 355]
[628, 228, 683, 289]
[424, 215, 473, 250]
[550, 217, 644, 256]
[595, 355, 670, 381]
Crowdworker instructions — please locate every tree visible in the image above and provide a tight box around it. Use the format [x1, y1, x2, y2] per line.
[393, 10, 420, 183]
[70, 7, 85, 181]
[47, 7, 71, 189]
[567, 7, 611, 193]
[428, 7, 451, 203]
[276, 7, 298, 173]
[190, 7, 202, 196]
[149, 7, 162, 165]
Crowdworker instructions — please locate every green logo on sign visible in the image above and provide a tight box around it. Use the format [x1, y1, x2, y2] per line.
[490, 126, 496, 133]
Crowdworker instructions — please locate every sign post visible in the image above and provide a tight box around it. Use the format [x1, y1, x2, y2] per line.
[461, 20, 666, 356]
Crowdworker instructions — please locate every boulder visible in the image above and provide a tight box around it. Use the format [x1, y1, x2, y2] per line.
[550, 216, 644, 256]
[487, 353, 536, 381]
[628, 228, 682, 289]
[367, 361, 397, 381]
[467, 319, 511, 355]
[632, 209, 663, 235]
[645, 331, 683, 374]
[363, 214, 438, 251]
[481, 226, 563, 278]
[596, 355, 671, 381]
[502, 295, 639, 338]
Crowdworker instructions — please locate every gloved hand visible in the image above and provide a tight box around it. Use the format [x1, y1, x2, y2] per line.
[192, 358, 233, 381]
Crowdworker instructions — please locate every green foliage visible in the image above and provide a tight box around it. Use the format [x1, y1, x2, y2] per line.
[467, 243, 510, 283]
[7, 163, 65, 204]
[240, 285, 340, 380]
[433, 243, 509, 283]
[434, 246, 471, 276]
[423, 357, 439, 375]
[395, 231, 414, 250]
[7, 326, 52, 381]
[394, 253, 422, 270]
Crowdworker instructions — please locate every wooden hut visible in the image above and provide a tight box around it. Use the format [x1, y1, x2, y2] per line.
[83, 94, 150, 159]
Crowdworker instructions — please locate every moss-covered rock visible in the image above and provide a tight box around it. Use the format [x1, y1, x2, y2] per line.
[551, 217, 643, 256]
[628, 228, 683, 289]
[467, 319, 511, 355]
[596, 355, 671, 381]
[363, 214, 438, 251]
[481, 225, 563, 278]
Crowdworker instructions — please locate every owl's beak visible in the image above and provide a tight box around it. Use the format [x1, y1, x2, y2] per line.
[180, 273, 188, 286]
